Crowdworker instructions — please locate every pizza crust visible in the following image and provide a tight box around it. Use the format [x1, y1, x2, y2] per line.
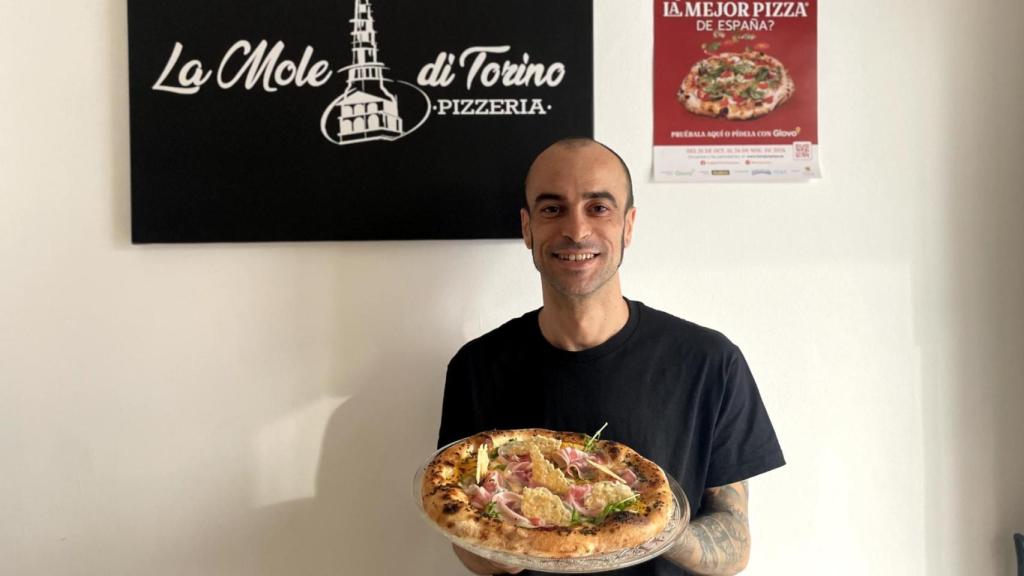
[421, 428, 673, 558]
[677, 52, 794, 120]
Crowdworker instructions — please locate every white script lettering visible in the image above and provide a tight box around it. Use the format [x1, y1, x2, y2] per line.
[152, 42, 211, 95]
[150, 40, 331, 95]
[454, 46, 566, 90]
[218, 40, 331, 93]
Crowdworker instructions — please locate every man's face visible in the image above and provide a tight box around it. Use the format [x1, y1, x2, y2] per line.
[520, 143, 636, 300]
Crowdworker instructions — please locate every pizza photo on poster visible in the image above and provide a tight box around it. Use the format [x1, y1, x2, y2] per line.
[653, 0, 819, 181]
[128, 0, 593, 243]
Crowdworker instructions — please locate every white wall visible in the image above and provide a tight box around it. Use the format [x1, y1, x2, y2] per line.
[2, 1, 1022, 575]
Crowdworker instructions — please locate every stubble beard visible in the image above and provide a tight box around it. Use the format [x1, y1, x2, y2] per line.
[531, 228, 627, 300]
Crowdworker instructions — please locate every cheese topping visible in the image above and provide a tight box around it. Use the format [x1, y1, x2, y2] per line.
[529, 445, 571, 495]
[500, 435, 563, 456]
[521, 487, 572, 526]
[454, 430, 649, 530]
[584, 481, 635, 511]
[475, 444, 490, 484]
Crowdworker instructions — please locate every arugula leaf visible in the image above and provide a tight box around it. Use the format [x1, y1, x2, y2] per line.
[704, 82, 726, 100]
[741, 85, 765, 101]
[597, 494, 639, 523]
[583, 422, 609, 452]
[756, 67, 771, 81]
[706, 41, 721, 52]
[571, 509, 599, 525]
[484, 502, 500, 520]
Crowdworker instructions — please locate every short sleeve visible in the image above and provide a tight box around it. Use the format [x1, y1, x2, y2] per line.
[705, 347, 785, 487]
[436, 348, 476, 449]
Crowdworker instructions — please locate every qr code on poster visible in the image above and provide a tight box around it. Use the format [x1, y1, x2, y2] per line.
[793, 141, 812, 160]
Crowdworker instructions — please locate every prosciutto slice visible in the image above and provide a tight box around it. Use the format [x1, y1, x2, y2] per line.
[495, 453, 523, 467]
[564, 484, 604, 517]
[492, 491, 535, 527]
[618, 467, 639, 488]
[552, 446, 592, 477]
[481, 470, 505, 493]
[503, 460, 532, 491]
[465, 484, 493, 510]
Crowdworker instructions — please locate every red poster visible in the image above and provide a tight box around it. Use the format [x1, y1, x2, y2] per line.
[653, 0, 819, 181]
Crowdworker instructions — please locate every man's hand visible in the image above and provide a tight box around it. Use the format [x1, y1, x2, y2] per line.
[452, 544, 524, 575]
[663, 480, 750, 576]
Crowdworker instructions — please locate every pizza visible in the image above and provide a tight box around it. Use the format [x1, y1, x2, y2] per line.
[677, 51, 794, 120]
[420, 427, 674, 559]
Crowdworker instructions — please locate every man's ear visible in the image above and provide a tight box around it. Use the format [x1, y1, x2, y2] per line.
[623, 207, 637, 248]
[520, 208, 532, 249]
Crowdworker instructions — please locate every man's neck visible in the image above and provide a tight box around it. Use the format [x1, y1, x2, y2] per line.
[537, 283, 630, 352]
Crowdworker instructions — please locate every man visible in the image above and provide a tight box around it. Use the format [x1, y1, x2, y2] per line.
[437, 138, 784, 575]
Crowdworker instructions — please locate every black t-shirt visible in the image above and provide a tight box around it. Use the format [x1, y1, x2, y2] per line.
[437, 299, 785, 576]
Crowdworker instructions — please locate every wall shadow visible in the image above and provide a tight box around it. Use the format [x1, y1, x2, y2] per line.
[919, 4, 1024, 575]
[174, 239, 498, 576]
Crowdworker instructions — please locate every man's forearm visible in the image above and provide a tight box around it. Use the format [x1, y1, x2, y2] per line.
[662, 481, 750, 576]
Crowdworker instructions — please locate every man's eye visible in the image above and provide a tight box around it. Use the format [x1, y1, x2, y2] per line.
[590, 205, 610, 214]
[539, 205, 561, 215]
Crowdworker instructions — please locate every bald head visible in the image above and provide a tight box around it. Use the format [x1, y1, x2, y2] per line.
[523, 138, 634, 211]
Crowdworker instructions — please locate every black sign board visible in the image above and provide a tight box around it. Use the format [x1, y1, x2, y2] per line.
[128, 0, 593, 243]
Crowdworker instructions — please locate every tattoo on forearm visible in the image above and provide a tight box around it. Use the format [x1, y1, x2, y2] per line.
[706, 481, 747, 512]
[669, 481, 751, 575]
[691, 513, 748, 570]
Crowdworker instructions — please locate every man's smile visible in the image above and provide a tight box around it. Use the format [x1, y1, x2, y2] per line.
[553, 252, 599, 262]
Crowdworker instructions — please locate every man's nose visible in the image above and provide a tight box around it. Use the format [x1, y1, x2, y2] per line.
[561, 208, 591, 242]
